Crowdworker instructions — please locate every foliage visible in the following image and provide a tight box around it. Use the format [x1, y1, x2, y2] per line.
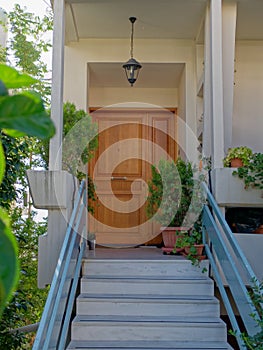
[230, 278, 263, 349]
[0, 208, 19, 319]
[174, 218, 205, 266]
[0, 46, 7, 64]
[62, 103, 98, 176]
[0, 64, 54, 315]
[0, 209, 49, 349]
[233, 153, 263, 190]
[41, 102, 98, 211]
[41, 102, 98, 172]
[146, 158, 204, 228]
[3, 4, 53, 105]
[0, 133, 28, 209]
[0, 65, 55, 139]
[223, 146, 253, 167]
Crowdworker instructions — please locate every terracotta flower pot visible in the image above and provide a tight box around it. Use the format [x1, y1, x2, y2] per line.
[161, 227, 189, 254]
[253, 225, 263, 234]
[230, 158, 243, 168]
[185, 244, 204, 256]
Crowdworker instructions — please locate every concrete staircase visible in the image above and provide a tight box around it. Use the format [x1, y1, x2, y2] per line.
[67, 255, 233, 350]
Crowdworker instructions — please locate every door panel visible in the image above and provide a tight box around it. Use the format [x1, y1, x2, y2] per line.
[89, 109, 177, 246]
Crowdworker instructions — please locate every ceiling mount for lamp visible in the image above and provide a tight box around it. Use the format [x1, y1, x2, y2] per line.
[123, 17, 142, 87]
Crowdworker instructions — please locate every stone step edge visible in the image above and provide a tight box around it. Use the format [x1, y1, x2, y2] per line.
[77, 293, 218, 303]
[73, 315, 226, 325]
[81, 275, 211, 281]
[67, 340, 232, 349]
[83, 258, 208, 264]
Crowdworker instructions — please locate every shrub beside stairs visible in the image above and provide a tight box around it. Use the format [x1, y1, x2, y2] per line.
[67, 258, 233, 350]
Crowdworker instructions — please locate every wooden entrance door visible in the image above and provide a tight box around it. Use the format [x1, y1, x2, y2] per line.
[89, 109, 177, 247]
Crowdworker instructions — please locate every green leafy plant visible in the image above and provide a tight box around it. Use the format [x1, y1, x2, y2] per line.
[146, 158, 205, 228]
[146, 158, 195, 227]
[230, 278, 263, 349]
[175, 221, 205, 266]
[4, 4, 53, 105]
[233, 153, 263, 190]
[223, 146, 253, 167]
[41, 102, 98, 212]
[0, 64, 55, 316]
[0, 209, 49, 348]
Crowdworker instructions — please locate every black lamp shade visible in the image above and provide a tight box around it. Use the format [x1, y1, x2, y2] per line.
[123, 58, 142, 86]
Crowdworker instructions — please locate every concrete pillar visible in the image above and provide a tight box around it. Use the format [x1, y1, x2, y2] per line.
[29, 0, 76, 288]
[27, 170, 77, 288]
[49, 0, 65, 170]
[203, 5, 212, 158]
[210, 0, 225, 169]
[222, 1, 237, 151]
[185, 58, 199, 166]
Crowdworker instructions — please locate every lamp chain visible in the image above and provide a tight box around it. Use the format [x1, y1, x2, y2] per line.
[130, 21, 134, 58]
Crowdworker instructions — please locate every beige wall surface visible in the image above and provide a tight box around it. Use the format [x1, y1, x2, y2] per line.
[233, 41, 263, 153]
[64, 38, 195, 107]
[89, 87, 178, 108]
[64, 38, 197, 162]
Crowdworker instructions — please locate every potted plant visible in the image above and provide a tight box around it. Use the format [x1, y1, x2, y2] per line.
[232, 152, 263, 190]
[175, 220, 205, 265]
[146, 158, 205, 254]
[223, 146, 253, 168]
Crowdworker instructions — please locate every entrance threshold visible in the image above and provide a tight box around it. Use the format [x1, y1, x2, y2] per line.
[84, 246, 186, 260]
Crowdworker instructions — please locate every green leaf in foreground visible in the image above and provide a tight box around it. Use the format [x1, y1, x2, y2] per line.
[0, 64, 37, 89]
[0, 91, 55, 139]
[0, 141, 5, 185]
[0, 208, 19, 316]
[0, 80, 8, 97]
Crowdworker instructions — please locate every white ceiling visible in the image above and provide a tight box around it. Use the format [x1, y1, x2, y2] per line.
[89, 63, 185, 88]
[62, 0, 263, 88]
[69, 0, 206, 40]
[65, 0, 263, 41]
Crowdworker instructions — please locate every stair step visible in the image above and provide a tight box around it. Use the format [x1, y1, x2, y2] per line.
[67, 340, 233, 350]
[81, 276, 214, 296]
[82, 259, 209, 278]
[77, 293, 220, 317]
[70, 256, 231, 349]
[71, 315, 227, 342]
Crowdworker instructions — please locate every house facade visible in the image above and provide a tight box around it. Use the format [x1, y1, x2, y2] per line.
[29, 0, 263, 287]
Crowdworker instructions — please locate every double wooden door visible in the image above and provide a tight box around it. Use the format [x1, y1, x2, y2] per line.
[89, 109, 177, 247]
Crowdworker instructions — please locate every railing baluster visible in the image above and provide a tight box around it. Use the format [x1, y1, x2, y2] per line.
[33, 180, 87, 350]
[202, 182, 261, 344]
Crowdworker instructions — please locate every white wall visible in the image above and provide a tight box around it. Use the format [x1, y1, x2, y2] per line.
[64, 38, 196, 113]
[89, 87, 178, 107]
[233, 41, 263, 152]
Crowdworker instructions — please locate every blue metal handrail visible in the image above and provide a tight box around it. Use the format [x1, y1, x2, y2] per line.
[32, 180, 87, 350]
[202, 182, 261, 349]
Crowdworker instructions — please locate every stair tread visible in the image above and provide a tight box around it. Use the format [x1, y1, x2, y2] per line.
[82, 275, 209, 280]
[67, 340, 232, 349]
[73, 315, 225, 325]
[77, 293, 218, 302]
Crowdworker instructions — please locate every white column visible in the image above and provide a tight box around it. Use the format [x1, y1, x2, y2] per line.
[203, 5, 212, 158]
[222, 1, 237, 151]
[49, 0, 65, 170]
[35, 0, 72, 287]
[185, 60, 199, 165]
[210, 0, 225, 168]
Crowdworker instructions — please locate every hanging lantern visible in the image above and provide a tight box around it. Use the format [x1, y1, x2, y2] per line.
[123, 17, 142, 87]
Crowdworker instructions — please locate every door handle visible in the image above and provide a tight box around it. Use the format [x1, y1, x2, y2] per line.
[111, 176, 127, 181]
